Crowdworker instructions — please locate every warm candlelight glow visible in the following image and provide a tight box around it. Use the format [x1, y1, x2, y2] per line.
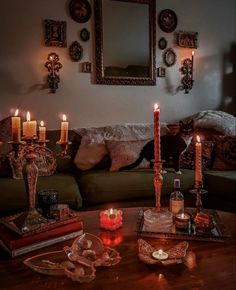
[39, 120, 46, 141]
[154, 103, 159, 111]
[62, 114, 67, 121]
[40, 120, 44, 127]
[26, 111, 31, 122]
[14, 109, 19, 117]
[181, 213, 185, 219]
[158, 249, 163, 255]
[192, 51, 195, 56]
[196, 135, 200, 143]
[109, 208, 114, 215]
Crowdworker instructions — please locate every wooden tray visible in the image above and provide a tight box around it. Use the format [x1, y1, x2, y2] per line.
[137, 208, 231, 243]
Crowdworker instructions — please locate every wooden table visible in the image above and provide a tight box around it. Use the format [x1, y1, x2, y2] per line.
[0, 207, 235, 290]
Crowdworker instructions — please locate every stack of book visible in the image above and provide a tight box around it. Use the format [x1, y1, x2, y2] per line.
[0, 210, 83, 257]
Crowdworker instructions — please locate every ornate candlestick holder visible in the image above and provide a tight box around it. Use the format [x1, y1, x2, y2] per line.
[180, 58, 194, 94]
[189, 181, 208, 214]
[6, 136, 71, 234]
[153, 161, 163, 211]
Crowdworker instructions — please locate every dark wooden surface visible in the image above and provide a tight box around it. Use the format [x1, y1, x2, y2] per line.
[0, 207, 235, 290]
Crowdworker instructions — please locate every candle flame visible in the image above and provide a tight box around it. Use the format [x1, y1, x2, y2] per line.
[158, 249, 163, 255]
[181, 213, 185, 219]
[14, 109, 19, 117]
[26, 111, 31, 122]
[40, 120, 44, 127]
[192, 51, 195, 56]
[62, 114, 67, 121]
[196, 135, 201, 143]
[110, 208, 113, 215]
[154, 103, 159, 111]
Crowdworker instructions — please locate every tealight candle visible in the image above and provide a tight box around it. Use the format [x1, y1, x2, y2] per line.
[152, 249, 168, 260]
[100, 208, 123, 231]
[175, 212, 190, 229]
[11, 109, 21, 142]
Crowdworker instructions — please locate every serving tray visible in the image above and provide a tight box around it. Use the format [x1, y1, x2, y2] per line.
[137, 208, 231, 243]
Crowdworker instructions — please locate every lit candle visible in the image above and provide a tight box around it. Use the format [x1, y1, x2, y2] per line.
[195, 135, 202, 188]
[39, 120, 46, 141]
[175, 212, 190, 229]
[11, 109, 21, 142]
[100, 208, 123, 231]
[22, 111, 37, 138]
[60, 114, 69, 143]
[154, 103, 161, 163]
[152, 249, 168, 260]
[191, 51, 194, 81]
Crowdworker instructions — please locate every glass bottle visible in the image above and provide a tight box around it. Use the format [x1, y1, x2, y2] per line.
[170, 178, 184, 215]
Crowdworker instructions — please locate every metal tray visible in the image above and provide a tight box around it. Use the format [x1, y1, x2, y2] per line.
[137, 208, 231, 243]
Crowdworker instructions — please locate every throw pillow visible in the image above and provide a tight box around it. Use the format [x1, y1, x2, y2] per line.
[180, 141, 215, 171]
[105, 139, 151, 172]
[8, 145, 57, 179]
[211, 135, 236, 170]
[74, 136, 108, 170]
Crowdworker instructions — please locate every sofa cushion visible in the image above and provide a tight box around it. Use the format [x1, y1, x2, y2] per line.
[105, 139, 151, 171]
[204, 170, 236, 201]
[0, 173, 82, 213]
[211, 135, 236, 170]
[75, 168, 195, 206]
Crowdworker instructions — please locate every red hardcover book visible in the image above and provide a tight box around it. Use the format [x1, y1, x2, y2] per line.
[0, 221, 83, 257]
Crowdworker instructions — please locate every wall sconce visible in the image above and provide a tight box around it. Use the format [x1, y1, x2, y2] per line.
[45, 52, 62, 93]
[180, 51, 194, 94]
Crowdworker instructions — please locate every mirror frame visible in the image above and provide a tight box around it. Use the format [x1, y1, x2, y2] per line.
[94, 0, 156, 85]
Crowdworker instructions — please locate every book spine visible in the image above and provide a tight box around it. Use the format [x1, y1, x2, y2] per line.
[8, 221, 83, 249]
[0, 229, 83, 258]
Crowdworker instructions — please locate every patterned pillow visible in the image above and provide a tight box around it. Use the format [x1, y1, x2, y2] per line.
[8, 145, 57, 179]
[211, 135, 236, 170]
[180, 141, 215, 171]
[105, 139, 151, 172]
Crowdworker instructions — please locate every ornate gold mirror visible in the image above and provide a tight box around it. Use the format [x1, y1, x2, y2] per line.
[94, 0, 156, 85]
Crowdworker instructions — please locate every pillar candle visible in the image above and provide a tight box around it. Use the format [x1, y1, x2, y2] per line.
[11, 109, 21, 142]
[60, 114, 69, 142]
[195, 135, 202, 188]
[22, 111, 37, 137]
[39, 120, 46, 141]
[154, 104, 161, 163]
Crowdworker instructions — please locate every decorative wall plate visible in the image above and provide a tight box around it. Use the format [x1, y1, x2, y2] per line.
[80, 28, 90, 41]
[69, 41, 83, 61]
[69, 0, 91, 23]
[158, 9, 177, 33]
[163, 48, 177, 67]
[158, 37, 167, 50]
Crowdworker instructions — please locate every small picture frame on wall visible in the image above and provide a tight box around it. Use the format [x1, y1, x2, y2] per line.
[80, 28, 90, 41]
[158, 37, 167, 50]
[44, 19, 67, 47]
[82, 62, 92, 73]
[157, 67, 166, 77]
[175, 31, 198, 48]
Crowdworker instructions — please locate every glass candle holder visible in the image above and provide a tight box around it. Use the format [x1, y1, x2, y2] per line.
[175, 212, 190, 229]
[100, 208, 123, 231]
[37, 189, 58, 218]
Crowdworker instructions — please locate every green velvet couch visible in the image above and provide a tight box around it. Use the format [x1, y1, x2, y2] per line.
[0, 129, 235, 216]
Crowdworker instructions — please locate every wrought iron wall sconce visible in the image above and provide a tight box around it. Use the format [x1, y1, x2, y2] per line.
[180, 51, 194, 94]
[45, 52, 62, 93]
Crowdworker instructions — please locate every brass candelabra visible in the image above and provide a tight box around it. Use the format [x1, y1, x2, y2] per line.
[6, 136, 70, 234]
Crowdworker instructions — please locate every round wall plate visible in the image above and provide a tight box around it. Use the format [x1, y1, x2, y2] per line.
[69, 0, 91, 23]
[158, 37, 167, 50]
[80, 28, 90, 41]
[158, 9, 177, 33]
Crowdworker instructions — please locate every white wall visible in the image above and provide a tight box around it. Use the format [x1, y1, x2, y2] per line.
[0, 0, 235, 129]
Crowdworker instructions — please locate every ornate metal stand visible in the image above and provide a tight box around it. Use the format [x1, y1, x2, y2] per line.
[180, 58, 194, 94]
[6, 136, 70, 234]
[189, 181, 208, 214]
[153, 161, 163, 211]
